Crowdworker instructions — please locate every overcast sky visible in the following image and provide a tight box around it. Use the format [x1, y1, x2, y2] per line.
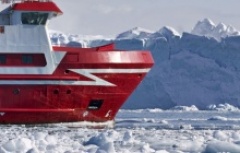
[3, 0, 240, 36]
[48, 0, 240, 36]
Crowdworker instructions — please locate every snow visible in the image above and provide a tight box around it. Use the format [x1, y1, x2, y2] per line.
[2, 138, 32, 152]
[192, 18, 240, 41]
[170, 105, 199, 111]
[0, 109, 240, 152]
[191, 18, 215, 37]
[206, 103, 239, 111]
[48, 30, 114, 47]
[207, 116, 228, 121]
[116, 27, 153, 39]
[205, 141, 240, 153]
[152, 26, 181, 39]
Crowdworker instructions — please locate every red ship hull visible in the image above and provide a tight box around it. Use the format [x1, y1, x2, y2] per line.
[0, 45, 154, 125]
[0, 1, 154, 126]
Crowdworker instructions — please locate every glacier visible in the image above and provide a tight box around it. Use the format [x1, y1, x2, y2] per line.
[49, 19, 240, 110]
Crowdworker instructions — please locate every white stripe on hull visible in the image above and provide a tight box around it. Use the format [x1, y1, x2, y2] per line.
[0, 68, 151, 86]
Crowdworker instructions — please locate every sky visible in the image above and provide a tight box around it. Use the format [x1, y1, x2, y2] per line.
[1, 0, 240, 36]
[47, 0, 240, 36]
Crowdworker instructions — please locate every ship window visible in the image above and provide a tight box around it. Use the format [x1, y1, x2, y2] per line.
[22, 55, 33, 64]
[0, 55, 6, 64]
[88, 99, 103, 110]
[21, 12, 48, 25]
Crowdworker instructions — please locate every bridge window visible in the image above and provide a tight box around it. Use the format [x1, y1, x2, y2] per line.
[21, 12, 48, 25]
[22, 55, 33, 64]
[0, 55, 6, 64]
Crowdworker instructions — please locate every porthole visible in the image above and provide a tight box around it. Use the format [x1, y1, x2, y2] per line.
[13, 88, 20, 95]
[66, 90, 71, 94]
[53, 89, 59, 94]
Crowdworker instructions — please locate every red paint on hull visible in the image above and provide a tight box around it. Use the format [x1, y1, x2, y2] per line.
[0, 50, 153, 124]
[0, 1, 154, 126]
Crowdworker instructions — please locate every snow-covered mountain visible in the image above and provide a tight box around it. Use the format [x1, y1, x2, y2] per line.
[116, 27, 153, 39]
[151, 26, 180, 39]
[49, 30, 114, 47]
[192, 18, 240, 41]
[49, 19, 240, 110]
